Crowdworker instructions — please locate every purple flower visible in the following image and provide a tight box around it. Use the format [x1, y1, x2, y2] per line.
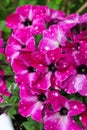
[44, 93, 85, 130]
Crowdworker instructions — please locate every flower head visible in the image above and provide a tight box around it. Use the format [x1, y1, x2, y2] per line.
[44, 93, 85, 130]
[18, 83, 49, 122]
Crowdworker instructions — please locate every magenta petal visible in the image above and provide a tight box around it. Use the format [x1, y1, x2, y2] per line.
[80, 111, 87, 129]
[55, 66, 74, 89]
[32, 5, 50, 19]
[18, 99, 36, 117]
[12, 59, 27, 74]
[15, 72, 38, 86]
[44, 112, 83, 130]
[78, 76, 87, 96]
[20, 83, 33, 98]
[48, 91, 67, 111]
[13, 28, 35, 51]
[19, 84, 43, 122]
[32, 72, 51, 90]
[50, 9, 66, 20]
[63, 74, 81, 94]
[0, 39, 4, 53]
[31, 102, 43, 122]
[5, 37, 21, 62]
[16, 4, 31, 19]
[66, 117, 83, 130]
[44, 112, 67, 130]
[14, 28, 32, 43]
[46, 48, 63, 63]
[39, 25, 60, 52]
[26, 36, 35, 52]
[31, 18, 45, 35]
[64, 74, 87, 95]
[39, 38, 58, 52]
[68, 100, 86, 116]
[19, 100, 43, 122]
[18, 83, 43, 122]
[6, 13, 21, 29]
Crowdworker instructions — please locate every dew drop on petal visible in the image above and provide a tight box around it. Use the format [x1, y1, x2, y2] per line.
[54, 92, 58, 96]
[73, 105, 77, 109]
[79, 116, 82, 121]
[45, 46, 50, 51]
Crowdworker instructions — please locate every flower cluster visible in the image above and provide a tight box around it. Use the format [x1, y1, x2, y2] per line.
[5, 4, 87, 130]
[0, 31, 10, 116]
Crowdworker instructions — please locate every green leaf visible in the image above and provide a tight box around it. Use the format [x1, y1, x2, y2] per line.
[9, 96, 18, 104]
[55, 0, 62, 4]
[35, 34, 42, 47]
[36, 0, 46, 5]
[3, 96, 9, 103]
[18, 0, 36, 6]
[23, 117, 43, 130]
[0, 0, 10, 7]
[0, 20, 5, 29]
[7, 106, 17, 119]
[8, 83, 19, 95]
[47, 1, 60, 10]
[0, 102, 7, 107]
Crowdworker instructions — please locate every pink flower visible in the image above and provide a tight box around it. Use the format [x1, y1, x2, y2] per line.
[12, 48, 73, 90]
[6, 4, 49, 35]
[12, 51, 51, 90]
[59, 13, 87, 45]
[0, 70, 10, 103]
[44, 93, 85, 130]
[39, 12, 87, 53]
[39, 25, 64, 52]
[6, 4, 66, 35]
[5, 28, 35, 63]
[45, 9, 66, 29]
[59, 14, 87, 96]
[18, 83, 49, 122]
[39, 13, 79, 52]
[62, 44, 87, 96]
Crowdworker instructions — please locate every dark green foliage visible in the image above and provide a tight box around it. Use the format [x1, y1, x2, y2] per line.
[23, 117, 43, 130]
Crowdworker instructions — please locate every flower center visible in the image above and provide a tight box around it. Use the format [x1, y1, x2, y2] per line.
[48, 63, 57, 73]
[71, 23, 87, 35]
[21, 44, 26, 48]
[38, 94, 47, 102]
[46, 19, 59, 28]
[75, 42, 80, 50]
[27, 66, 36, 73]
[71, 24, 80, 34]
[59, 107, 68, 116]
[23, 19, 32, 26]
[77, 64, 87, 74]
